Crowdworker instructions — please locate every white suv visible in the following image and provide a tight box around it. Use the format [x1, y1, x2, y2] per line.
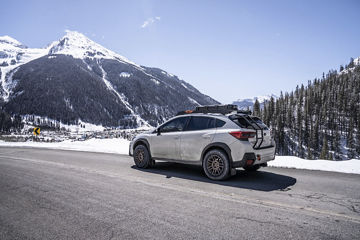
[129, 105, 276, 180]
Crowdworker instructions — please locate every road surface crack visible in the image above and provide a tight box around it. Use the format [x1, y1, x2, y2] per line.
[235, 216, 285, 227]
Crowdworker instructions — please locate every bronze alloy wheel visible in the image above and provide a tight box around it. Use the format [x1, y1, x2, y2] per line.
[135, 149, 145, 164]
[133, 144, 153, 169]
[206, 154, 225, 177]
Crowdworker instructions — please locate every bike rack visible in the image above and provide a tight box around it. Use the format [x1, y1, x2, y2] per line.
[237, 115, 264, 150]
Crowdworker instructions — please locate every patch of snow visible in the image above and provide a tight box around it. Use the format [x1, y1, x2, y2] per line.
[269, 156, 360, 174]
[48, 55, 56, 59]
[3, 68, 19, 99]
[119, 72, 131, 78]
[188, 97, 200, 106]
[151, 78, 160, 85]
[161, 70, 175, 77]
[0, 35, 23, 47]
[64, 98, 73, 111]
[82, 59, 92, 71]
[65, 120, 105, 132]
[354, 57, 360, 65]
[181, 83, 188, 89]
[339, 56, 360, 75]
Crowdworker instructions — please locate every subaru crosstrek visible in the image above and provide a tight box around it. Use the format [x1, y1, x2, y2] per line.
[129, 105, 276, 180]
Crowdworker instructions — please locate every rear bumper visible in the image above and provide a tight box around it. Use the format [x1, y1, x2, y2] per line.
[253, 145, 276, 164]
[232, 143, 276, 168]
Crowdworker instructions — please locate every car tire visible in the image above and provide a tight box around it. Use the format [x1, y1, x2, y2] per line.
[243, 165, 260, 171]
[133, 145, 152, 168]
[203, 149, 230, 181]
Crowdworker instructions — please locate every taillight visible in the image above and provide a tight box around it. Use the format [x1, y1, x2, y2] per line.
[229, 131, 256, 139]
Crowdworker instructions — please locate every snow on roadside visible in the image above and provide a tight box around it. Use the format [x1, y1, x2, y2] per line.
[0, 139, 359, 174]
[269, 156, 360, 175]
[0, 138, 130, 155]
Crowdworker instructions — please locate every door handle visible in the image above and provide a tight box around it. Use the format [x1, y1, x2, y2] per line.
[202, 134, 211, 139]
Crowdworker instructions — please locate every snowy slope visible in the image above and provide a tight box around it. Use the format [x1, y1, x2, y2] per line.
[0, 36, 48, 101]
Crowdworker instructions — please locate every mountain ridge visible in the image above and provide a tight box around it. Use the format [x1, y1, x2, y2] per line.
[0, 31, 219, 127]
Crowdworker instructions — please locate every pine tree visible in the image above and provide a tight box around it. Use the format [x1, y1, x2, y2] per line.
[334, 128, 341, 160]
[347, 119, 355, 159]
[307, 144, 313, 159]
[253, 99, 260, 117]
[320, 136, 329, 160]
[348, 57, 355, 68]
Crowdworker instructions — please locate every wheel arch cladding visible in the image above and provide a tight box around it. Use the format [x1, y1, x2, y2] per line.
[201, 142, 233, 167]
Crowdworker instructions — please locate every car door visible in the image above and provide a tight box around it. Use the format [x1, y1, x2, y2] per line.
[180, 116, 216, 161]
[149, 116, 189, 160]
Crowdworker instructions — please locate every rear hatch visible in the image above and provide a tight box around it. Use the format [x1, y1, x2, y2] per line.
[229, 115, 273, 149]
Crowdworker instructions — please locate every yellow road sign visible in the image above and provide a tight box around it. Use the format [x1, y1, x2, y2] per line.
[33, 127, 40, 136]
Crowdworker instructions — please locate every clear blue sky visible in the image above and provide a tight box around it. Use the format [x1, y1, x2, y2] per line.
[1, 0, 360, 103]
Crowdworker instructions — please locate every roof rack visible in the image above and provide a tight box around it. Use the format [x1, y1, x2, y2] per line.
[176, 104, 252, 116]
[236, 110, 252, 115]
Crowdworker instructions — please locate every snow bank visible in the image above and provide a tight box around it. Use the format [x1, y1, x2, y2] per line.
[269, 156, 360, 174]
[1, 139, 359, 174]
[0, 138, 130, 155]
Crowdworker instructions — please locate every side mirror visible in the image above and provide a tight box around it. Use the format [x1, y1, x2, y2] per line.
[157, 128, 161, 136]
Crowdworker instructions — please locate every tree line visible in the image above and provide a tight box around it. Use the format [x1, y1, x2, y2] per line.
[0, 110, 23, 132]
[253, 58, 360, 160]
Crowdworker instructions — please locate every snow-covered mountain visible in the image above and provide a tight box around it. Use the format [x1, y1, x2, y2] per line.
[232, 94, 277, 110]
[0, 31, 218, 127]
[0, 36, 48, 101]
[48, 30, 139, 66]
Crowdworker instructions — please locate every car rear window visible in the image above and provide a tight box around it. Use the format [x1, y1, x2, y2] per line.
[230, 115, 269, 130]
[251, 117, 269, 129]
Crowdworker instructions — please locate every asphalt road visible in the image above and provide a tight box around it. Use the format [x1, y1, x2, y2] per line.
[0, 147, 359, 240]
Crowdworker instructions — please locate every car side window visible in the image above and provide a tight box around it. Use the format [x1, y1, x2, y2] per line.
[216, 119, 226, 128]
[185, 117, 216, 131]
[160, 117, 188, 133]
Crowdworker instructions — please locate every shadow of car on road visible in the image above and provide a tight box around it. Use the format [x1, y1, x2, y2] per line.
[131, 162, 296, 192]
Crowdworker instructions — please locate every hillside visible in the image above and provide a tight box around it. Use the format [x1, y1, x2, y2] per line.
[261, 57, 360, 160]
